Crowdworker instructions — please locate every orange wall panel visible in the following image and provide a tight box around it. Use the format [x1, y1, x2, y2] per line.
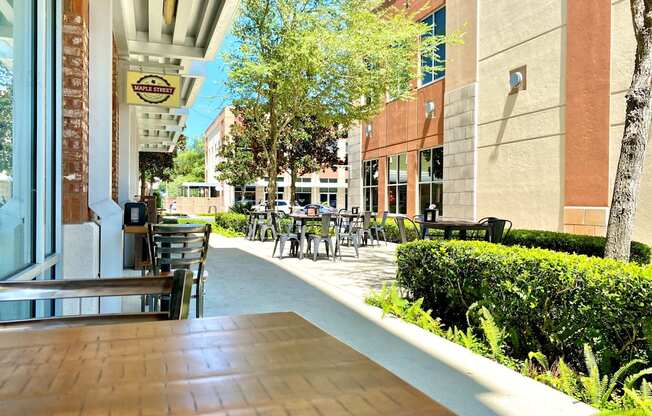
[565, 1, 611, 207]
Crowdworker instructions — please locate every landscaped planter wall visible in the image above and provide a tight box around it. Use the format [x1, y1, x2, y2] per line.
[396, 240, 652, 372]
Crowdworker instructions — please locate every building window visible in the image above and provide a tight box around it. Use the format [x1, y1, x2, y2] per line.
[0, 0, 58, 321]
[362, 160, 378, 212]
[234, 186, 256, 203]
[320, 187, 337, 208]
[1, 0, 36, 280]
[421, 7, 446, 86]
[387, 154, 408, 215]
[295, 187, 311, 206]
[264, 187, 284, 202]
[419, 147, 444, 215]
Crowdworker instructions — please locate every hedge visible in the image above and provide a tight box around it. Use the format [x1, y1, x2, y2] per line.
[503, 229, 651, 265]
[214, 212, 249, 234]
[177, 218, 243, 237]
[396, 240, 652, 372]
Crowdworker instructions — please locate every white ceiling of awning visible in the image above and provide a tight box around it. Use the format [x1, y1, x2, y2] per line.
[113, 0, 238, 153]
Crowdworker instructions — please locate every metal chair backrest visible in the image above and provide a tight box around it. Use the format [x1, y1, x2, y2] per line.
[395, 216, 408, 243]
[148, 224, 211, 280]
[320, 213, 332, 236]
[478, 217, 512, 243]
[395, 216, 421, 243]
[380, 211, 389, 227]
[363, 211, 372, 229]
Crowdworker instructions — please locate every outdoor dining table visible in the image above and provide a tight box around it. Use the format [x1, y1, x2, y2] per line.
[0, 312, 454, 415]
[414, 218, 493, 241]
[288, 212, 336, 259]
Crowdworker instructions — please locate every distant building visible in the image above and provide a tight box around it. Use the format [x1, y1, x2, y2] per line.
[353, 0, 652, 242]
[204, 107, 349, 211]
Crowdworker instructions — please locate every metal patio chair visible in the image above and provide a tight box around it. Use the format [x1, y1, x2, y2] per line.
[148, 224, 211, 318]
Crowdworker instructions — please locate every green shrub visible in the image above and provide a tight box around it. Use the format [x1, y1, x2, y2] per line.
[230, 201, 254, 214]
[214, 212, 249, 234]
[503, 229, 651, 265]
[177, 218, 244, 237]
[396, 240, 652, 372]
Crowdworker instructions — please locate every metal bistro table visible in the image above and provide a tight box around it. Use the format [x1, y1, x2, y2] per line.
[0, 312, 455, 415]
[414, 219, 493, 241]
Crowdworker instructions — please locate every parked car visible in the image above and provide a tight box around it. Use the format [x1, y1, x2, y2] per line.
[253, 199, 302, 214]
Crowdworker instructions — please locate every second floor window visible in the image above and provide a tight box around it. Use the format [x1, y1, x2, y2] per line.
[421, 7, 446, 86]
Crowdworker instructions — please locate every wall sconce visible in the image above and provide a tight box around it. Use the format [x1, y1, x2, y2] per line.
[425, 101, 436, 118]
[509, 65, 527, 94]
[365, 124, 373, 138]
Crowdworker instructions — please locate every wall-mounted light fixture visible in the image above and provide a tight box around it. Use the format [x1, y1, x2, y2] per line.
[510, 72, 523, 89]
[425, 101, 436, 118]
[509, 65, 527, 94]
[365, 124, 373, 138]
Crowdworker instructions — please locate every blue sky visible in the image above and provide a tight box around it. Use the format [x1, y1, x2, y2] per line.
[182, 34, 237, 141]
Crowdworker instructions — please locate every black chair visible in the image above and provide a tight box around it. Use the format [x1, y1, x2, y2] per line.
[478, 217, 512, 243]
[148, 224, 211, 318]
[395, 215, 422, 243]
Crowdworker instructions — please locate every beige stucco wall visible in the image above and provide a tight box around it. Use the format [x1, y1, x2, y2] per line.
[609, 0, 652, 245]
[476, 0, 566, 230]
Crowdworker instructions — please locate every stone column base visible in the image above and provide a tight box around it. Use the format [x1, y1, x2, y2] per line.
[563, 207, 608, 236]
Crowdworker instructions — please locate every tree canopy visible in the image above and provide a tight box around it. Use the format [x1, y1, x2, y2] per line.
[226, 0, 458, 206]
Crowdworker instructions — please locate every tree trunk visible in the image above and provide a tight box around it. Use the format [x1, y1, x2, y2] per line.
[605, 0, 652, 261]
[290, 167, 297, 207]
[140, 172, 147, 198]
[267, 96, 279, 210]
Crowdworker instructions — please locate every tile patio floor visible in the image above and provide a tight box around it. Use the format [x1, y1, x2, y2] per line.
[200, 235, 596, 416]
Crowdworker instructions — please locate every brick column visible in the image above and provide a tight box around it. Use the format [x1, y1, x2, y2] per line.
[62, 10, 89, 224]
[112, 38, 119, 203]
[563, 1, 611, 236]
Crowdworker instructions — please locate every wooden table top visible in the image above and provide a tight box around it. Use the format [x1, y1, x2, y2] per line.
[0, 312, 454, 415]
[414, 219, 491, 229]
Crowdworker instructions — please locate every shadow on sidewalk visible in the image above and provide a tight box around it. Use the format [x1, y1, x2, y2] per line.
[204, 246, 500, 416]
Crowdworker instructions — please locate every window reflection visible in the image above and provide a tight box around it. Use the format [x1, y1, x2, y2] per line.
[0, 0, 35, 279]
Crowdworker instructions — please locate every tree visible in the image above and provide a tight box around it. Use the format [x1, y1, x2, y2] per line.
[605, 0, 652, 260]
[283, 115, 343, 205]
[139, 152, 175, 197]
[226, 0, 456, 207]
[167, 138, 206, 197]
[138, 136, 186, 196]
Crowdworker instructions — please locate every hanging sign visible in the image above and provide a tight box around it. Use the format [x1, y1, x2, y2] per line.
[126, 71, 181, 108]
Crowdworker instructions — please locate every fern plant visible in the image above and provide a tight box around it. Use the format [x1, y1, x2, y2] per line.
[580, 344, 647, 409]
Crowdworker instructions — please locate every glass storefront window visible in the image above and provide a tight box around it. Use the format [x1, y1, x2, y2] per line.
[419, 147, 444, 214]
[319, 187, 337, 208]
[0, 0, 35, 279]
[387, 154, 407, 214]
[295, 187, 311, 206]
[362, 160, 378, 212]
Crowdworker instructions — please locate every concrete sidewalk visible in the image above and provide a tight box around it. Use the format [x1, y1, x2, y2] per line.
[202, 235, 596, 416]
